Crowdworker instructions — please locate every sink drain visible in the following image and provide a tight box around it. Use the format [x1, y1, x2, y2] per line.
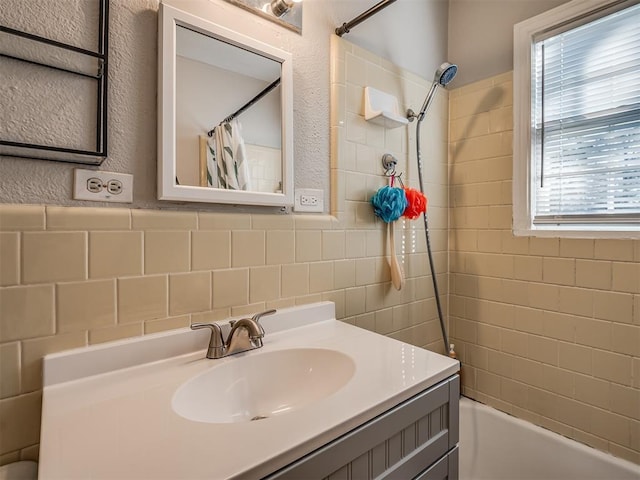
[250, 415, 268, 421]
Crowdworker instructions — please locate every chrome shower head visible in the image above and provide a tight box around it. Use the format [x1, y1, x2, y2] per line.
[435, 62, 458, 86]
[407, 61, 458, 122]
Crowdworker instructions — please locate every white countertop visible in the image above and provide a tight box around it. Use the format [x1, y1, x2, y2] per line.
[39, 302, 459, 480]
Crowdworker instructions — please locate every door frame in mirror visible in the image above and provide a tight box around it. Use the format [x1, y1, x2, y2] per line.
[158, 3, 294, 207]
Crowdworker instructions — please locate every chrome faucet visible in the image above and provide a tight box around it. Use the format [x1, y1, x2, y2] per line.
[191, 309, 276, 359]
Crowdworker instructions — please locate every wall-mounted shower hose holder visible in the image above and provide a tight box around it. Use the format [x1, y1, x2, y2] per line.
[381, 153, 398, 174]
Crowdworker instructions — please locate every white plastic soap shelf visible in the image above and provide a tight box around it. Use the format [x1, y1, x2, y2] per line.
[363, 86, 409, 129]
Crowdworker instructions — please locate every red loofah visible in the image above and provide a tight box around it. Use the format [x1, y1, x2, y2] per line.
[403, 187, 427, 219]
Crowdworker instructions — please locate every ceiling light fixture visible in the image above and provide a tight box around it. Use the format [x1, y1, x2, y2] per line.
[222, 0, 303, 33]
[269, 0, 292, 18]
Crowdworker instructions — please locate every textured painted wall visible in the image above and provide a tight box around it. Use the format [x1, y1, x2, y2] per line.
[0, 0, 448, 211]
[1, 0, 159, 206]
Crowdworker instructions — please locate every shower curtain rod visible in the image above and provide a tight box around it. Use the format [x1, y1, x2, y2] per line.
[335, 0, 398, 37]
[208, 77, 281, 136]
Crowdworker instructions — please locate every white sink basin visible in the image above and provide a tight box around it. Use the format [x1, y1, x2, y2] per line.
[172, 348, 356, 424]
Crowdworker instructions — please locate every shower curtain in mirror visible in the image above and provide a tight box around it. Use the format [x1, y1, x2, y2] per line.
[205, 119, 251, 190]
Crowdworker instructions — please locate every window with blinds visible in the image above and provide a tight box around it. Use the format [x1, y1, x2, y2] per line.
[533, 4, 640, 223]
[531, 1, 640, 226]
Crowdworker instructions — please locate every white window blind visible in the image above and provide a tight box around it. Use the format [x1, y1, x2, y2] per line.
[532, 2, 640, 225]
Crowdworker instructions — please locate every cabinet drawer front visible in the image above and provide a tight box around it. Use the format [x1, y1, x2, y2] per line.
[415, 446, 459, 480]
[266, 376, 459, 480]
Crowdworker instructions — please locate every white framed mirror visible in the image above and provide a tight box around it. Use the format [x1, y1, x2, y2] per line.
[158, 2, 294, 207]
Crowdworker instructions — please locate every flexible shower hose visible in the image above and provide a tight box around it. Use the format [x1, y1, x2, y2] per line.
[415, 116, 450, 355]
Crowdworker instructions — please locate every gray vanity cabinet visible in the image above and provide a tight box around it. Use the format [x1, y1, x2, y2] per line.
[265, 375, 460, 480]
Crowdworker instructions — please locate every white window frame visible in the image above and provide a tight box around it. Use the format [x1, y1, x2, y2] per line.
[513, 0, 640, 238]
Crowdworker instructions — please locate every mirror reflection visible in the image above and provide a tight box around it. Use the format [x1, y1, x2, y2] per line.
[158, 3, 293, 207]
[175, 25, 283, 194]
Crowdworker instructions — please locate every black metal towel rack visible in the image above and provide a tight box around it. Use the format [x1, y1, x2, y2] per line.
[0, 0, 109, 165]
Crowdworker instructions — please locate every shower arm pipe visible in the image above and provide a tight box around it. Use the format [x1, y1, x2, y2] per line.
[415, 109, 450, 355]
[335, 0, 398, 37]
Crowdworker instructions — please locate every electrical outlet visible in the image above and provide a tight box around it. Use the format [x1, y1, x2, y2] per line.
[294, 188, 324, 212]
[87, 178, 103, 193]
[300, 195, 318, 206]
[106, 179, 123, 195]
[73, 169, 133, 203]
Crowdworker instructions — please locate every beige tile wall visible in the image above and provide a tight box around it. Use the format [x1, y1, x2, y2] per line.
[0, 39, 449, 464]
[330, 35, 450, 352]
[449, 72, 640, 465]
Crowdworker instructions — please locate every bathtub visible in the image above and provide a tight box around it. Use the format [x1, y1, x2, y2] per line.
[459, 397, 640, 480]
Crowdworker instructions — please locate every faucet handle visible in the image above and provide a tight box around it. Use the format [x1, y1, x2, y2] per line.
[251, 309, 276, 335]
[191, 323, 224, 358]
